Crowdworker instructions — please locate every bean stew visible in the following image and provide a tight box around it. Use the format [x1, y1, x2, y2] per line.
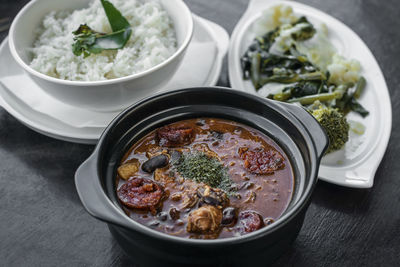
[116, 118, 294, 239]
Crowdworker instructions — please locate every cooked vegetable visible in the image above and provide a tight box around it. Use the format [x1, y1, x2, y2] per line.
[287, 89, 344, 105]
[241, 16, 318, 88]
[335, 77, 369, 117]
[311, 105, 349, 153]
[242, 8, 369, 115]
[117, 158, 139, 180]
[327, 54, 361, 85]
[241, 5, 369, 153]
[72, 0, 132, 57]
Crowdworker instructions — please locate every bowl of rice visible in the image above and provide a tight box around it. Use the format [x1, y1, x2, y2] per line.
[9, 0, 193, 111]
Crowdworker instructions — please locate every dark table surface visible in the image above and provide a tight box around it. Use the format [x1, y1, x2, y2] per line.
[1, 0, 399, 266]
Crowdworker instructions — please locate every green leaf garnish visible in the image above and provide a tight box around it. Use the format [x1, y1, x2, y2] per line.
[72, 0, 132, 57]
[100, 0, 130, 31]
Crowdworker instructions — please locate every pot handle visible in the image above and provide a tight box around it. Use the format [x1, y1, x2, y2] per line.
[280, 102, 329, 158]
[75, 155, 132, 230]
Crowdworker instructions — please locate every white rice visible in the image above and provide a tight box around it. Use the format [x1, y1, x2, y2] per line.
[29, 0, 177, 81]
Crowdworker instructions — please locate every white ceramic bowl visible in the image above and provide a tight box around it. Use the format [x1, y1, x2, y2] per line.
[9, 0, 193, 112]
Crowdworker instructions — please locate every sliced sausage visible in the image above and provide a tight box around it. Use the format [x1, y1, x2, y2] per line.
[238, 210, 264, 233]
[157, 126, 194, 147]
[239, 148, 285, 174]
[117, 178, 164, 211]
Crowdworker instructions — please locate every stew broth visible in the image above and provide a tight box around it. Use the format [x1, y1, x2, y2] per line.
[116, 118, 294, 239]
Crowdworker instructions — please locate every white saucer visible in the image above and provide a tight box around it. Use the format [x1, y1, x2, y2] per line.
[0, 14, 229, 144]
[228, 0, 392, 188]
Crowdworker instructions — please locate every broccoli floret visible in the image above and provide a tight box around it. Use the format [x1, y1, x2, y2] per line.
[311, 105, 349, 154]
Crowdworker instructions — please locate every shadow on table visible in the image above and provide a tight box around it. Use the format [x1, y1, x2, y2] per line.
[0, 111, 94, 205]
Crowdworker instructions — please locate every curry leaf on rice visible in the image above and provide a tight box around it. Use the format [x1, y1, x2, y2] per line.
[72, 0, 132, 57]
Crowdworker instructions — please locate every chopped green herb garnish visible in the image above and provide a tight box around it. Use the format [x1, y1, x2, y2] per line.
[173, 152, 236, 194]
[72, 0, 132, 57]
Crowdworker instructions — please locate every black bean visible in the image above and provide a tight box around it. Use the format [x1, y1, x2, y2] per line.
[221, 207, 238, 226]
[197, 187, 228, 208]
[157, 211, 168, 221]
[201, 196, 221, 206]
[210, 130, 224, 140]
[195, 119, 206, 126]
[169, 208, 180, 220]
[142, 154, 169, 173]
[211, 141, 219, 147]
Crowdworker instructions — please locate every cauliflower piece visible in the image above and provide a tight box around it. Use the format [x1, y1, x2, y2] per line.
[252, 4, 298, 35]
[327, 54, 361, 85]
[296, 25, 336, 71]
[270, 22, 314, 55]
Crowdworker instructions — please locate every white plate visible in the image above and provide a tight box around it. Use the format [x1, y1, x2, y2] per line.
[0, 14, 229, 144]
[228, 0, 392, 188]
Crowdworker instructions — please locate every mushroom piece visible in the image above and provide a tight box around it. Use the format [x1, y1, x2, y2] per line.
[197, 185, 229, 209]
[117, 159, 139, 180]
[180, 190, 199, 209]
[187, 205, 222, 234]
[192, 143, 220, 160]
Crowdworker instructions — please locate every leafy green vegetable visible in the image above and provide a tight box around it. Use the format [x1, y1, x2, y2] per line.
[353, 76, 366, 99]
[241, 15, 369, 119]
[348, 98, 369, 117]
[72, 0, 132, 57]
[173, 152, 236, 194]
[290, 16, 316, 41]
[287, 90, 343, 105]
[334, 77, 369, 117]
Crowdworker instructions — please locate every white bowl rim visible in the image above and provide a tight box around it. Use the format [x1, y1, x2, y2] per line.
[8, 0, 194, 87]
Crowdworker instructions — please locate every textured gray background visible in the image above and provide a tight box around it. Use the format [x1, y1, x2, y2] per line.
[0, 0, 399, 266]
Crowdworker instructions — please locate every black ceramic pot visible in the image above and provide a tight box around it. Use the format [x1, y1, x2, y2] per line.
[75, 87, 328, 267]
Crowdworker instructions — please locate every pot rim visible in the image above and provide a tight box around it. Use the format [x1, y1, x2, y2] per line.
[81, 86, 326, 246]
